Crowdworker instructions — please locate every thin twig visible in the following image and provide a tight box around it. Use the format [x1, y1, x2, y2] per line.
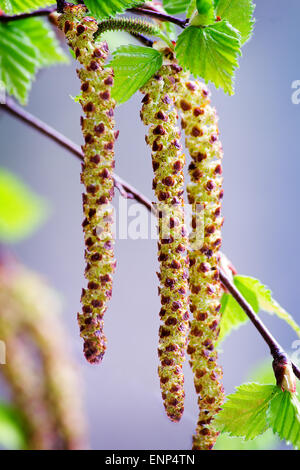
[0, 7, 55, 22]
[128, 7, 187, 28]
[0, 3, 187, 29]
[1, 97, 152, 209]
[2, 96, 299, 382]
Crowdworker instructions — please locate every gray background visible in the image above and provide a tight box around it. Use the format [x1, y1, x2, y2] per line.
[0, 0, 299, 449]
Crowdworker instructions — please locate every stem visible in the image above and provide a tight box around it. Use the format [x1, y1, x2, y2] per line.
[2, 96, 299, 382]
[129, 6, 187, 29]
[219, 270, 300, 381]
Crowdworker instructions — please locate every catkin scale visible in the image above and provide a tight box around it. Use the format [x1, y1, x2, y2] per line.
[177, 78, 225, 449]
[140, 45, 189, 422]
[59, 5, 116, 364]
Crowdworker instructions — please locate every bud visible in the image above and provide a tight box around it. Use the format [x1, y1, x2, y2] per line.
[273, 355, 296, 393]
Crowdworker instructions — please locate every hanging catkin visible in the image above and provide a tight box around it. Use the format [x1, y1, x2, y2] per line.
[59, 4, 117, 364]
[177, 78, 225, 449]
[140, 44, 189, 422]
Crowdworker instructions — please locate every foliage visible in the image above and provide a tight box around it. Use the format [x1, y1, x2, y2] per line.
[0, 167, 48, 242]
[110, 45, 163, 103]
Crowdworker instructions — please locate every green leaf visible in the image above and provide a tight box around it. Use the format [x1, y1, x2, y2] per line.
[0, 0, 53, 14]
[0, 18, 67, 103]
[0, 402, 27, 450]
[216, 383, 279, 440]
[16, 18, 68, 67]
[0, 168, 48, 243]
[214, 0, 255, 44]
[215, 429, 277, 450]
[175, 20, 241, 95]
[219, 275, 300, 343]
[84, 0, 142, 20]
[0, 21, 39, 104]
[268, 391, 300, 449]
[109, 45, 163, 104]
[163, 0, 190, 14]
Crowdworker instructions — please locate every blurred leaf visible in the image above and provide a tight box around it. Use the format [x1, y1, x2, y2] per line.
[0, 402, 27, 450]
[16, 18, 68, 67]
[84, 0, 142, 20]
[268, 391, 300, 449]
[175, 21, 241, 94]
[0, 0, 53, 14]
[0, 167, 48, 243]
[216, 383, 279, 439]
[214, 0, 255, 44]
[162, 0, 190, 14]
[110, 45, 163, 104]
[187, 0, 197, 18]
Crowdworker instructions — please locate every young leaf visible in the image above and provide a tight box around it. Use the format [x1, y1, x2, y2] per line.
[0, 402, 27, 450]
[215, 429, 278, 450]
[0, 168, 48, 243]
[0, 0, 53, 14]
[0, 22, 39, 104]
[268, 391, 300, 449]
[175, 21, 241, 95]
[162, 0, 190, 14]
[214, 0, 255, 44]
[215, 383, 279, 440]
[15, 18, 68, 67]
[235, 276, 300, 338]
[219, 275, 300, 343]
[84, 0, 142, 20]
[109, 45, 163, 104]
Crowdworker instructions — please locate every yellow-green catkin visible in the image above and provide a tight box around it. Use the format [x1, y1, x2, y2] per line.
[59, 4, 117, 364]
[0, 260, 88, 450]
[177, 78, 225, 449]
[140, 45, 189, 422]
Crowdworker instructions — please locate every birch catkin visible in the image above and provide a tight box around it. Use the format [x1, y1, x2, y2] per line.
[59, 5, 117, 364]
[177, 79, 225, 449]
[140, 45, 189, 422]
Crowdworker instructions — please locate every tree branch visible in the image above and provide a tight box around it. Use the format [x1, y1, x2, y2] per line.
[128, 7, 187, 28]
[0, 3, 187, 29]
[2, 96, 299, 382]
[0, 7, 55, 22]
[1, 97, 153, 210]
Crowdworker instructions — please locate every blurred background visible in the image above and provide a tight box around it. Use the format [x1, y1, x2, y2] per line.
[0, 0, 299, 450]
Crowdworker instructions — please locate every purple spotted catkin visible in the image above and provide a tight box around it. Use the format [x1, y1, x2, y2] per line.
[140, 45, 189, 422]
[59, 4, 117, 364]
[177, 78, 225, 450]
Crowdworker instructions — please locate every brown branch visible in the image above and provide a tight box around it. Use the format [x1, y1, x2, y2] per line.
[0, 7, 55, 22]
[128, 6, 187, 28]
[1, 96, 152, 209]
[2, 96, 299, 383]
